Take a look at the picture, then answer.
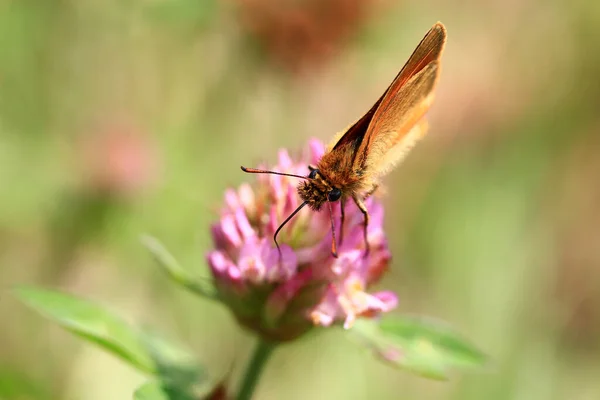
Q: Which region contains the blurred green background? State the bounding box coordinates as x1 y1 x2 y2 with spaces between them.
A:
2 0 600 399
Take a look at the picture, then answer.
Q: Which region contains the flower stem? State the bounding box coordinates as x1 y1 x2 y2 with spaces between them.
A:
237 340 276 400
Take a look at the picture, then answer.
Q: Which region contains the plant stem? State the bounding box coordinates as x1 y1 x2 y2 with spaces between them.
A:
237 339 276 400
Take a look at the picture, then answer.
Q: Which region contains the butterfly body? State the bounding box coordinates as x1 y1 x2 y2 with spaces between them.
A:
297 159 363 212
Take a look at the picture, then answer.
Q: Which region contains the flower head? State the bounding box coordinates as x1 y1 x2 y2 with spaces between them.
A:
207 139 395 341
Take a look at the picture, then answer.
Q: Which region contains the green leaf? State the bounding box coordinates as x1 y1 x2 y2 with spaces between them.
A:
134 382 170 400
15 286 217 396
15 286 155 373
351 315 487 380
135 333 225 399
134 379 223 400
133 381 199 400
140 235 218 300
139 330 207 390
380 316 488 369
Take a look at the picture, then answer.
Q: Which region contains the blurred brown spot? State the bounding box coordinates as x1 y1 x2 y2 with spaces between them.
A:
553 127 600 350
235 0 385 73
205 384 228 400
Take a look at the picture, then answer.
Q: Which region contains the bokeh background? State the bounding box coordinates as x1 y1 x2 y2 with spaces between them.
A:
2 0 600 399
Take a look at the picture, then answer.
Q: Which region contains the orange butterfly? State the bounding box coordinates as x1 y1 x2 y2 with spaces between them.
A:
242 22 447 257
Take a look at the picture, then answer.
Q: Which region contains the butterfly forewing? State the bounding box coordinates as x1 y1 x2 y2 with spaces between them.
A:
357 62 439 176
352 24 446 175
371 22 446 119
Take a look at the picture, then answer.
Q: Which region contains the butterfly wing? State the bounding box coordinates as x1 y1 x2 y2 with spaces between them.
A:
355 61 441 179
352 23 446 177
330 22 446 179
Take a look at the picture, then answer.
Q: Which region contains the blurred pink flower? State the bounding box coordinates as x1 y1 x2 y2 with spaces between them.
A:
207 139 395 341
80 123 156 197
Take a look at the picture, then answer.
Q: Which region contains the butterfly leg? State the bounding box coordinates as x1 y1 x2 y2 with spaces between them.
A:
365 184 379 198
339 198 346 245
352 195 370 257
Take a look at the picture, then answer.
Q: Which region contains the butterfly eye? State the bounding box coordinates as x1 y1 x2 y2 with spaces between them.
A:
308 169 318 179
328 188 342 202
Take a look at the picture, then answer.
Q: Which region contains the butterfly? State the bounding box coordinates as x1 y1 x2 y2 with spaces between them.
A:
242 22 447 257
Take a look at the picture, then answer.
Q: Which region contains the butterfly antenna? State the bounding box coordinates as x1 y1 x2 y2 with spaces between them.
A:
241 166 309 180
327 201 339 258
273 201 309 261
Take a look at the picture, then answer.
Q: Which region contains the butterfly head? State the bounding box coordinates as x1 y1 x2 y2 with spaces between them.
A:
298 168 342 211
